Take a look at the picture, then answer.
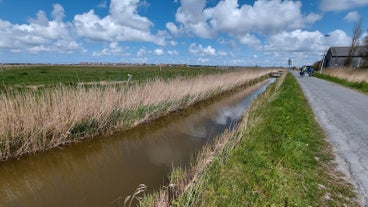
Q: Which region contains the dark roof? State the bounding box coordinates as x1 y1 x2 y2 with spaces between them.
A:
329 46 366 57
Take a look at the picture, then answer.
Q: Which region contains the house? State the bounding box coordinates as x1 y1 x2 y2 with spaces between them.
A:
323 46 366 68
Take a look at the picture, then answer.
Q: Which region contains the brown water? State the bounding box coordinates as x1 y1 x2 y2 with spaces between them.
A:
0 79 274 207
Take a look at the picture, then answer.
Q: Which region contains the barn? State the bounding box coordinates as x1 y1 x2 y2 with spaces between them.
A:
323 46 366 68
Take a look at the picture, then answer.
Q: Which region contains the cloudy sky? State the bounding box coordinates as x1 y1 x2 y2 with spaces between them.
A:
0 0 367 66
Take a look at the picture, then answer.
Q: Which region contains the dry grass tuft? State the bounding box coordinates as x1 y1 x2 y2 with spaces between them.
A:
0 69 271 160
323 68 368 83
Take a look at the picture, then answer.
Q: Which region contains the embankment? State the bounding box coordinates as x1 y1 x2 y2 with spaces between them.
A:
141 72 359 206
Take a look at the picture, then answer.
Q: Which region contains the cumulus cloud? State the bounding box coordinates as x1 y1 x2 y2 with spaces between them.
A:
189 43 216 56
174 0 216 38
237 33 262 49
137 48 146 57
74 0 166 45
320 0 368 11
154 48 164 56
98 0 107 8
92 42 127 56
52 3 65 21
206 0 320 35
264 30 324 54
166 22 184 36
172 0 320 39
169 40 178 46
325 30 351 47
263 29 352 65
197 58 210 63
0 4 82 53
344 11 361 22
168 50 179 56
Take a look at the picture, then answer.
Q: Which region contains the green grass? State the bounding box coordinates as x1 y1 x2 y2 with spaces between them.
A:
314 73 368 94
0 65 220 91
172 73 358 206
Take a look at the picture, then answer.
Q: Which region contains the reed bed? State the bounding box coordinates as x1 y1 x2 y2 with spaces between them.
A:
322 68 368 83
0 69 271 161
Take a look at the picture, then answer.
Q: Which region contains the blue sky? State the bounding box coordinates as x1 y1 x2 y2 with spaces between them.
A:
0 0 367 67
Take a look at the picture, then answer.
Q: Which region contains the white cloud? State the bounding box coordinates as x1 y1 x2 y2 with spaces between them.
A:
51 4 65 21
174 0 216 38
189 43 216 56
0 4 82 53
173 0 320 39
237 33 262 49
325 30 351 47
320 0 368 11
264 29 351 55
74 0 166 45
344 11 361 22
137 48 146 57
218 51 227 56
92 42 127 56
263 29 352 66
197 58 210 63
264 30 324 54
166 22 184 37
168 50 179 56
207 0 320 35
154 48 164 56
169 40 178 46
98 0 107 8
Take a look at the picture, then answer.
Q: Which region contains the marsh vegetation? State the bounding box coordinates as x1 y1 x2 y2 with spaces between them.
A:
0 66 271 160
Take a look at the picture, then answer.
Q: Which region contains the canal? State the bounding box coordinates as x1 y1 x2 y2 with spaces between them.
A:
0 78 275 207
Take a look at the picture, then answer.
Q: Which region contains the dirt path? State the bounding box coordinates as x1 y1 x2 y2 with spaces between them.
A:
292 71 368 206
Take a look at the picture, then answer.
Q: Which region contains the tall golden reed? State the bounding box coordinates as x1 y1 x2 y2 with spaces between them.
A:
0 69 271 160
323 68 368 83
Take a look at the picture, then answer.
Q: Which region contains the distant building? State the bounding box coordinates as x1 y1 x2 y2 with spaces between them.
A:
323 46 366 68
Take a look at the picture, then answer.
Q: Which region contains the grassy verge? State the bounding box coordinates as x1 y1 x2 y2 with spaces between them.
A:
144 73 359 206
315 69 368 94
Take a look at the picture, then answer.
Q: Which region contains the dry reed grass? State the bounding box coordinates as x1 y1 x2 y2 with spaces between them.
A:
323 68 368 83
0 69 271 160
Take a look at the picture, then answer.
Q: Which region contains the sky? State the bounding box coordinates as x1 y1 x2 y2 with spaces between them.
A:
0 0 367 67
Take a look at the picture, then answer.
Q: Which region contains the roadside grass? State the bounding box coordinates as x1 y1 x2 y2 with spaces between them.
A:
315 68 368 93
145 72 358 206
0 65 220 92
0 69 271 161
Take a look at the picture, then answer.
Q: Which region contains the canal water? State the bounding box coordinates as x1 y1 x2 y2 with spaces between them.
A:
0 79 275 207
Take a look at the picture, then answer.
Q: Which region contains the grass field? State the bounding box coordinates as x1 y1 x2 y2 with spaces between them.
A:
141 72 358 206
0 65 220 91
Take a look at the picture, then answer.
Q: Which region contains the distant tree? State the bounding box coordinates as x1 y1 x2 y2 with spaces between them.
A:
312 60 321 70
363 33 368 68
345 19 363 67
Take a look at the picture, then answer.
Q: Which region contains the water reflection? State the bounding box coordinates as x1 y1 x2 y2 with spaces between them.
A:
0 79 274 207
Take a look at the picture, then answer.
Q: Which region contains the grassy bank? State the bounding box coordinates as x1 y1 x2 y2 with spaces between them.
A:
0 65 220 92
315 68 368 93
0 69 271 161
143 72 358 206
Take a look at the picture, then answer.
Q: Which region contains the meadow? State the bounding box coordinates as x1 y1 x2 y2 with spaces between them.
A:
0 66 271 160
0 65 219 92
